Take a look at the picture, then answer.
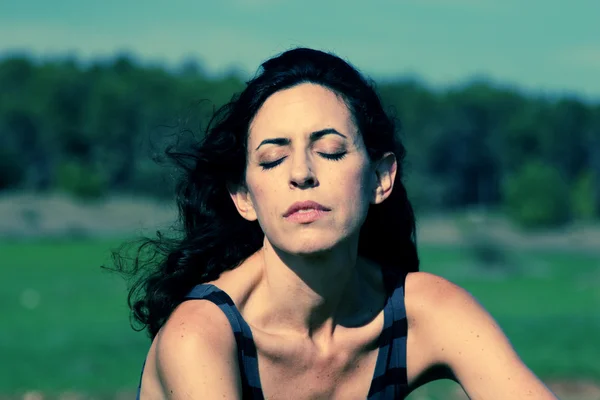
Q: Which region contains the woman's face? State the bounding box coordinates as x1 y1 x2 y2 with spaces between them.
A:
232 83 380 255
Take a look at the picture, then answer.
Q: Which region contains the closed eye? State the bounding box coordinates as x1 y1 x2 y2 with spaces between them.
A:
260 157 286 170
259 152 347 171
319 152 347 161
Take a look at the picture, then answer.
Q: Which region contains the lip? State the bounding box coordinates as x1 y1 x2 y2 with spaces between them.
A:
283 200 330 217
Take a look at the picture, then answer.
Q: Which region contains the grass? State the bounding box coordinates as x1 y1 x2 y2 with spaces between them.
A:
0 239 148 393
421 246 600 379
1 239 599 397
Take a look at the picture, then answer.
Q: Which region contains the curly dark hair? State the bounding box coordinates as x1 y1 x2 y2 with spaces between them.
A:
110 47 419 339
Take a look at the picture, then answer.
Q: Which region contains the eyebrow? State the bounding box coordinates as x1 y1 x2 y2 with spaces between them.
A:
254 128 347 151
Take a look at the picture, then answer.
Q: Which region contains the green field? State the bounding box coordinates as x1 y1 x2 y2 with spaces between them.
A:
1 239 599 399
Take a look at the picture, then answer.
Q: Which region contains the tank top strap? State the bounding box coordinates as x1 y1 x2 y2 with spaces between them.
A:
184 284 265 399
388 272 409 394
135 285 265 399
367 271 409 399
388 272 408 373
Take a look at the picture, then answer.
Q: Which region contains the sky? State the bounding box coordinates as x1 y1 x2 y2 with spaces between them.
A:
1 0 600 101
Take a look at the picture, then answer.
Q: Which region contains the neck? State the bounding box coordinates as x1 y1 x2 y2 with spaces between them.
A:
250 236 382 342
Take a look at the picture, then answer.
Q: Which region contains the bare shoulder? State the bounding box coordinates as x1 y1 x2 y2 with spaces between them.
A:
156 299 237 359
404 271 503 330
403 271 473 329
149 299 242 399
403 271 472 361
404 272 557 399
404 271 464 300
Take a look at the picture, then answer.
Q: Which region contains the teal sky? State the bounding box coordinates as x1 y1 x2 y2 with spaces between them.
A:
2 0 599 100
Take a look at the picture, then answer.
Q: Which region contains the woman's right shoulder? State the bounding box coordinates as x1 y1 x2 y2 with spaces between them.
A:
157 298 236 350
151 298 242 398
152 251 261 369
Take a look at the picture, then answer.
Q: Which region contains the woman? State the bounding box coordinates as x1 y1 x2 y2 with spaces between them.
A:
120 47 558 399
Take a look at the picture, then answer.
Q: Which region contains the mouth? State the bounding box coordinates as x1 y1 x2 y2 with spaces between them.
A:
283 200 331 217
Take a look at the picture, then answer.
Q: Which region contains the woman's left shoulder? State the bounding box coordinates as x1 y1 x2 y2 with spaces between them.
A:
402 274 558 398
403 272 559 398
404 271 469 306
403 271 488 330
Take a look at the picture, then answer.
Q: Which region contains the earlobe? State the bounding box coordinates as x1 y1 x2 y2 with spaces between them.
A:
371 152 397 205
228 184 258 221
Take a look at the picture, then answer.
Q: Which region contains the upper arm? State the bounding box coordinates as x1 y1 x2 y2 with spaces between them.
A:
153 300 242 400
407 272 558 400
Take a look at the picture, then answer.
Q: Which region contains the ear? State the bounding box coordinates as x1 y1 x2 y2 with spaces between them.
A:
371 152 397 205
227 183 258 221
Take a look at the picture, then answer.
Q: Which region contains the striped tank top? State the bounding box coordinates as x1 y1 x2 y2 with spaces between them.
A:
136 272 409 399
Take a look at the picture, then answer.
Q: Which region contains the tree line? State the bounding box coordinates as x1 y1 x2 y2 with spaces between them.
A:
1 55 598 228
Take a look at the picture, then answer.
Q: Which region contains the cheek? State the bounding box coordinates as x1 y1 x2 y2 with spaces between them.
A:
333 164 373 216
247 176 278 217
339 161 372 196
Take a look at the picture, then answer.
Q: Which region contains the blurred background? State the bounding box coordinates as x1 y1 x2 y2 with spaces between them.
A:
1 1 599 399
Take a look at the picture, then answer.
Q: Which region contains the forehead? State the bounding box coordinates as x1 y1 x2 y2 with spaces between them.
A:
248 83 356 143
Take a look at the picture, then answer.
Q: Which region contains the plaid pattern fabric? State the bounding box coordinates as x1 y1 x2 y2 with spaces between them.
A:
136 275 409 399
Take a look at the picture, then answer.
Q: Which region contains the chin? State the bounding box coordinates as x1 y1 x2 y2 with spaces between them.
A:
271 230 351 257
289 244 335 257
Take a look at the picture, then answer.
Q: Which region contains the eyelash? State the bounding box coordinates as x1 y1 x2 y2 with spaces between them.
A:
260 152 347 170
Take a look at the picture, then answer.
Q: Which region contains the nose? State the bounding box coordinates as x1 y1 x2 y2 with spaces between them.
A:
289 152 318 189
